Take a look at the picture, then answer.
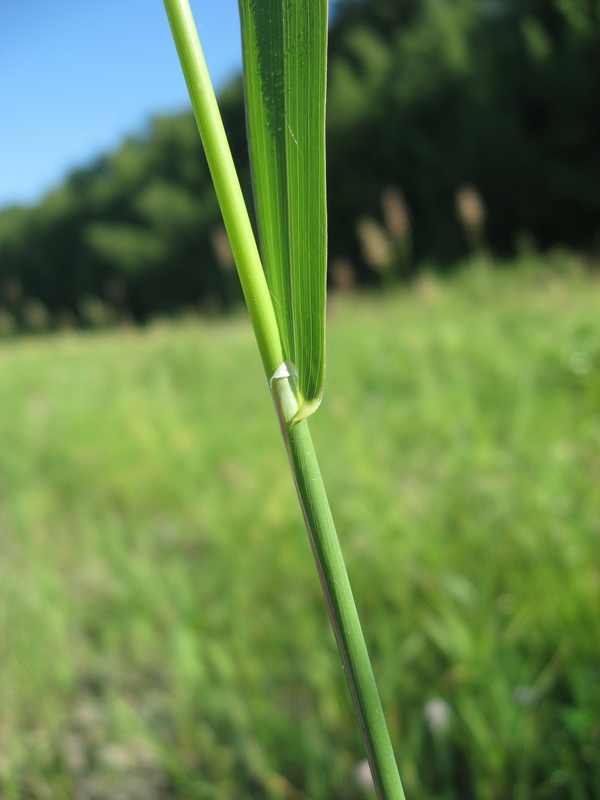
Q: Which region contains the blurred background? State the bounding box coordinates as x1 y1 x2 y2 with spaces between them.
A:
1 1 599 799
1 0 599 323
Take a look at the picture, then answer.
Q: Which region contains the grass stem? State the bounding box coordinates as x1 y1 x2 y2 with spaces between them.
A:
277 412 406 800
163 2 405 796
162 0 284 380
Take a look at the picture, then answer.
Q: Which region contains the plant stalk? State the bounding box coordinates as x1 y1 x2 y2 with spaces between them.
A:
276 411 406 800
162 0 284 380
163 1 405 797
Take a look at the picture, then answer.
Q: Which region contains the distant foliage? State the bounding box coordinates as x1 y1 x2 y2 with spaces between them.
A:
1 0 599 324
327 0 600 278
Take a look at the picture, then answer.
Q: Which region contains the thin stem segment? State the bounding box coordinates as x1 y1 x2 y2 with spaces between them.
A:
274 411 406 800
163 0 284 380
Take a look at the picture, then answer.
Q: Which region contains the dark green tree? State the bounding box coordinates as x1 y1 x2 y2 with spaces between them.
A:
1 0 599 322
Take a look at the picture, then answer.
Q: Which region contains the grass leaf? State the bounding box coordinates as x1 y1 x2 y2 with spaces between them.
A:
239 0 328 420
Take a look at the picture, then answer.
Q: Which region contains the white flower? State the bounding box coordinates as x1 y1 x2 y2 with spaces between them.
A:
424 698 451 734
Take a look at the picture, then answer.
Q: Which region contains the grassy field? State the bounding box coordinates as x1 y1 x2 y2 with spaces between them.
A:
0 256 599 799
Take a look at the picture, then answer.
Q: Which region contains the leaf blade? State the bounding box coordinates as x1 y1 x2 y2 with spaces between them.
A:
239 0 328 418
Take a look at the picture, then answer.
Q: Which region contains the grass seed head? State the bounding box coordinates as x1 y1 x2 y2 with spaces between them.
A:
456 185 486 248
382 187 411 244
210 226 235 272
330 257 356 291
357 217 392 272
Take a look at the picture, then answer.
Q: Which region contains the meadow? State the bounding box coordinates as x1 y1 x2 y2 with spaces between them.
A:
0 256 599 799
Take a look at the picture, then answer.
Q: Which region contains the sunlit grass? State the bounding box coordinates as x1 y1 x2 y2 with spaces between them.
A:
1 259 599 798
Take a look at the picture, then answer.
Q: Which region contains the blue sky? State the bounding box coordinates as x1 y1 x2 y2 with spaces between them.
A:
0 1 245 209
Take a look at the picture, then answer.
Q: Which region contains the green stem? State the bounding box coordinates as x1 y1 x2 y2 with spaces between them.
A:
163 2 405 797
283 418 406 800
162 0 284 380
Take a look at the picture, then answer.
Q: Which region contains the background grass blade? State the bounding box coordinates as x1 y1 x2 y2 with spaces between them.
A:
239 0 328 419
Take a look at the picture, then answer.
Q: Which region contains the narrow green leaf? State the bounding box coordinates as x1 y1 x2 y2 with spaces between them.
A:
239 0 328 420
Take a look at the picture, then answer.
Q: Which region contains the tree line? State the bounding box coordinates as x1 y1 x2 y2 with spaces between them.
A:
1 0 598 329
